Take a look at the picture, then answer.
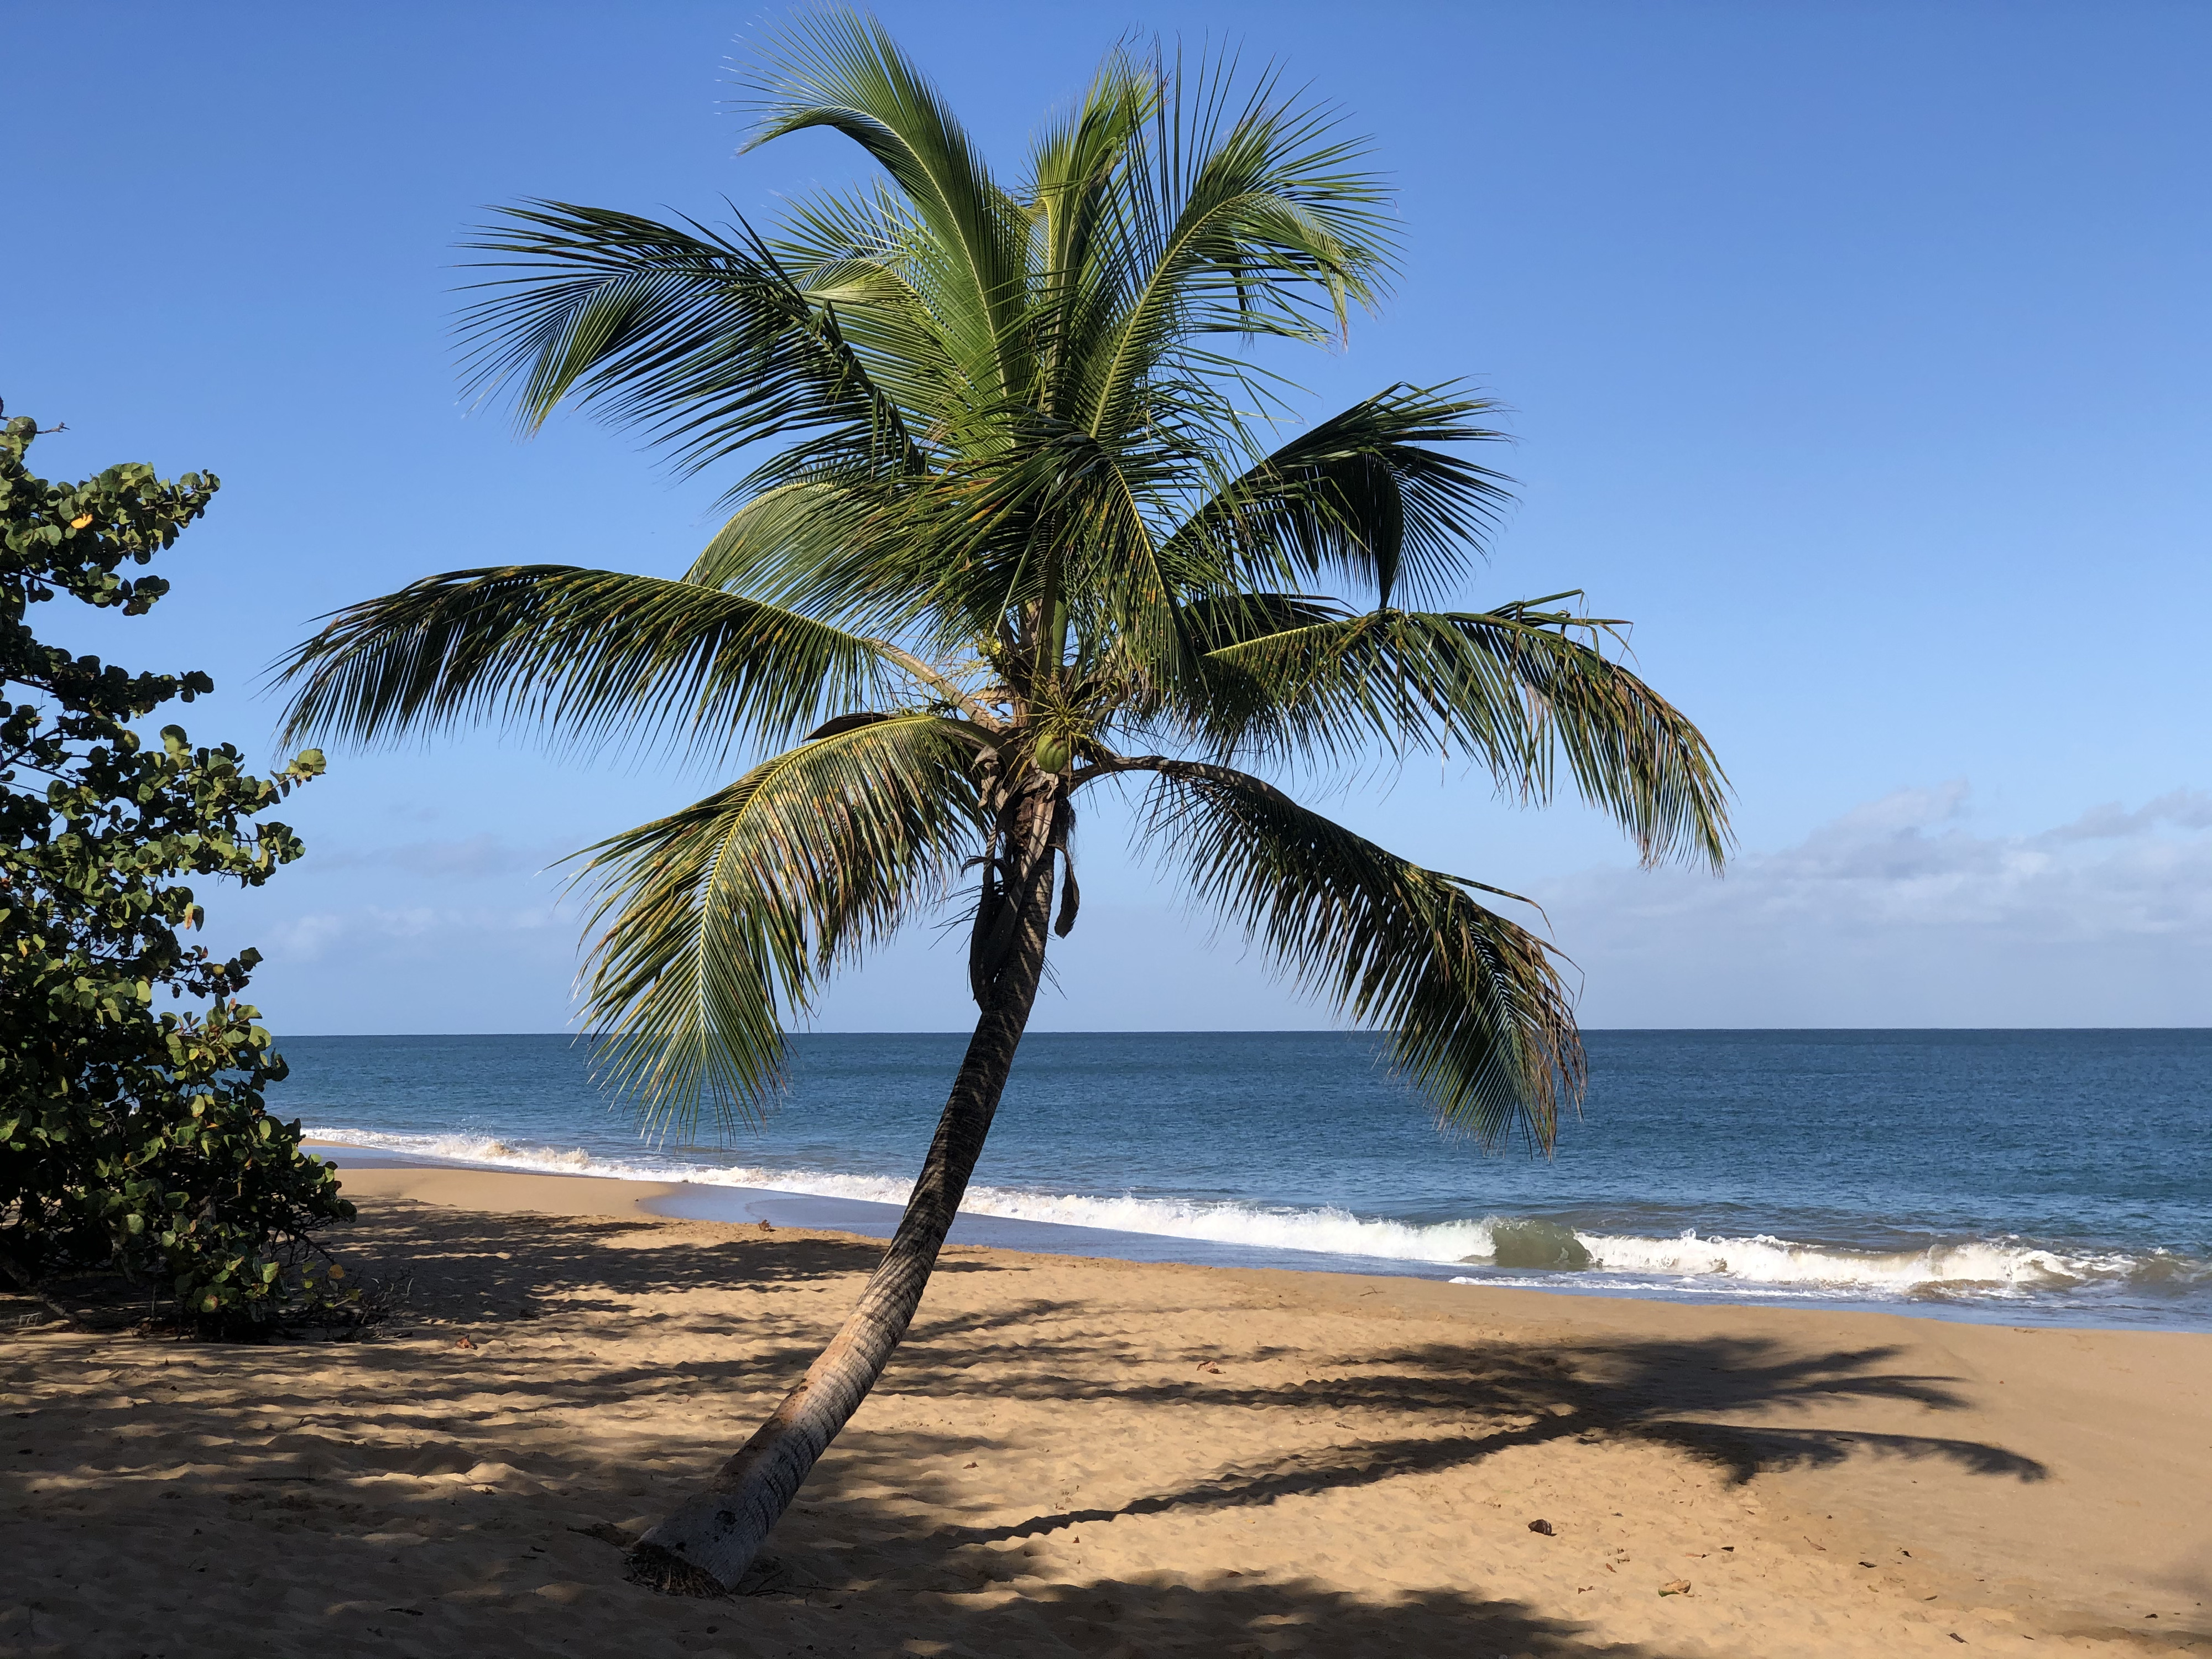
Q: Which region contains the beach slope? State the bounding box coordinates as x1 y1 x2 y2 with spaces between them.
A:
3 1165 2206 1658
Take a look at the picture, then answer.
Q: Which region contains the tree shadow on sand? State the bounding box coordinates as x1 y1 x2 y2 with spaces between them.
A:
893 1331 2045 1547
334 1202 914 1322
314 1206 2049 1541
882 1575 1687 1658
1 1207 2096 1659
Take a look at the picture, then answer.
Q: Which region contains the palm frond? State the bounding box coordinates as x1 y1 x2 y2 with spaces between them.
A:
1077 49 1397 445
457 201 919 479
1179 590 1347 649
576 713 988 1135
1200 603 1733 868
770 184 986 431
1023 54 1155 419
272 566 906 759
682 481 880 599
1134 759 1582 1146
740 9 1032 400
1164 384 1513 607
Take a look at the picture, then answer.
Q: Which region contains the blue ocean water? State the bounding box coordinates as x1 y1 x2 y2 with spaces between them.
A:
280 1030 2212 1329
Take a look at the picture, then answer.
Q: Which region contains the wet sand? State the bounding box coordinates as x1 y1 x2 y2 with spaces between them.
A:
3 1162 2206 1657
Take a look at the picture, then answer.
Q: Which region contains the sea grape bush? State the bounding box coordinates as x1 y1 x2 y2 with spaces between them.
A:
0 410 351 1332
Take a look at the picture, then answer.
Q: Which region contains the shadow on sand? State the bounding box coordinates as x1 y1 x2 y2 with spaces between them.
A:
899 1329 2046 1548
0 1199 2103 1659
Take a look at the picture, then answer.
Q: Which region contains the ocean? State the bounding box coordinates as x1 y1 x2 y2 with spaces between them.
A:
281 1029 2212 1331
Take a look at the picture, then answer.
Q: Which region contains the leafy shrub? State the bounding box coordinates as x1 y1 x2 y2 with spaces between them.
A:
0 409 351 1333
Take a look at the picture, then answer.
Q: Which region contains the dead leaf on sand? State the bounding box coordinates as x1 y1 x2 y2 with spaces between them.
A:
1658 1580 1692 1597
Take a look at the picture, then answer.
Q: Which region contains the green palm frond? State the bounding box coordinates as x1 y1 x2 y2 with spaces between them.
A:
1023 55 1155 416
740 9 1032 401
1165 384 1514 607
457 201 920 481
1200 603 1733 868
681 480 890 603
576 713 988 1134
273 566 905 758
773 187 977 431
1074 51 1395 447
905 419 1199 665
1134 758 1583 1147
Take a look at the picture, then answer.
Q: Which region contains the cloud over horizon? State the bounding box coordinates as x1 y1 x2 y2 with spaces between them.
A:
1544 784 2212 1027
218 784 2210 1034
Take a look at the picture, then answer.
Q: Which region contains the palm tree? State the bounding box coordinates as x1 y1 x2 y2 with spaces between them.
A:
276 13 1728 1593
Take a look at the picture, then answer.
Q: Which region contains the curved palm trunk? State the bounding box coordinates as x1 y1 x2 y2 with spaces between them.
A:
627 786 1061 1595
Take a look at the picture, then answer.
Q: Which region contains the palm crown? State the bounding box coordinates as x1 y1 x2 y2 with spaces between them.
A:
278 17 1726 1149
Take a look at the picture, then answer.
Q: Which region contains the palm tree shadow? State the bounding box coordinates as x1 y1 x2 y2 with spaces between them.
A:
328 1202 945 1323
747 1556 1693 1657
138 1206 2052 1546
906 1332 2047 1545
0 1211 2089 1659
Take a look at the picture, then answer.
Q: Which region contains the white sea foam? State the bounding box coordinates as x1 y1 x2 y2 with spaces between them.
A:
312 1125 2177 1300
1553 1230 2131 1294
312 1125 1499 1260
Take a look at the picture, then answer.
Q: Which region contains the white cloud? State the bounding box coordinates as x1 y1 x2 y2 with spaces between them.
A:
263 902 571 964
2045 788 2212 843
306 835 564 880
1542 784 2212 1025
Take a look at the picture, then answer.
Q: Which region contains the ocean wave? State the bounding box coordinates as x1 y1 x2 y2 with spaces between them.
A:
311 1125 2201 1299
1541 1231 2146 1296
311 1125 1498 1260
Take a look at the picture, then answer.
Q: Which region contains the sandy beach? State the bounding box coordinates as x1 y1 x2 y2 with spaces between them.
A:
5 1162 2206 1658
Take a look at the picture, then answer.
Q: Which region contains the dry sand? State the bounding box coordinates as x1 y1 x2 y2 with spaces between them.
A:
4 1161 2207 1658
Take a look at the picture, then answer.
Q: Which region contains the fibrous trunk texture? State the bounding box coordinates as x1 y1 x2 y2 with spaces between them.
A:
627 785 1061 1594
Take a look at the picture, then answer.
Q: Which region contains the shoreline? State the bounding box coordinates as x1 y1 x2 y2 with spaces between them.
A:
8 1159 2209 1655
310 1142 2211 1334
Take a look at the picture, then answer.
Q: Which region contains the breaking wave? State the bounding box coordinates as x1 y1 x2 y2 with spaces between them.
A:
311 1125 2204 1304
1484 1230 2159 1297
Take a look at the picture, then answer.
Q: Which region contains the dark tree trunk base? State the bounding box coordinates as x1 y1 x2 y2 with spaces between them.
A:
625 1546 798 1598
625 1546 734 1597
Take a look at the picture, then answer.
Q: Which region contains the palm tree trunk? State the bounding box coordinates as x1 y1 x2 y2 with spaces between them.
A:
626 786 1061 1595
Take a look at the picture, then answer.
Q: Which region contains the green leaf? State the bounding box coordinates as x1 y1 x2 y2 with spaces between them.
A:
0 421 345 1330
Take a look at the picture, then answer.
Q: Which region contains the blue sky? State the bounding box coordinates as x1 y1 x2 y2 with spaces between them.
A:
6 1 2206 1031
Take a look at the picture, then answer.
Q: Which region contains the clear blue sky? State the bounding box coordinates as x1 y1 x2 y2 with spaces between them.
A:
6 1 2206 1031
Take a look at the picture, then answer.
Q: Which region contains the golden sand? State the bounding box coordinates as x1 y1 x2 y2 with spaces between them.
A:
4 1162 2206 1657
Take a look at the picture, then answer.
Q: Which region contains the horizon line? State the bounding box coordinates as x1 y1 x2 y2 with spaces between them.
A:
270 1026 2212 1038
